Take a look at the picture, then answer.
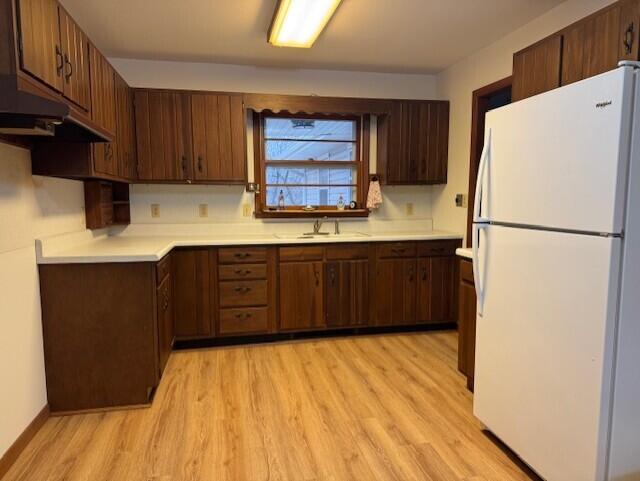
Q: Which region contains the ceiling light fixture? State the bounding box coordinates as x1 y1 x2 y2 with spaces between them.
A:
268 0 342 48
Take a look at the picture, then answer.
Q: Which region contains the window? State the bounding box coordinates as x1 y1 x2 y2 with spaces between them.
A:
254 113 369 217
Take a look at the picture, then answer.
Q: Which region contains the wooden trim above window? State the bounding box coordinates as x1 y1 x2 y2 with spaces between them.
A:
244 93 391 116
253 112 371 219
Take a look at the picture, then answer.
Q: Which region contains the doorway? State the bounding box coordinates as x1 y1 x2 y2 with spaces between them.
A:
466 77 512 246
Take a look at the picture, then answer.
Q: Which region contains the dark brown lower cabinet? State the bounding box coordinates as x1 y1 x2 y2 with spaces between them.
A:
38 257 171 413
157 271 174 376
416 256 456 324
373 258 417 326
457 258 477 391
172 248 213 339
325 260 369 327
279 260 325 331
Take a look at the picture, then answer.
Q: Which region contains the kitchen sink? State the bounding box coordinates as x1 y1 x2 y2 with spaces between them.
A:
273 232 370 240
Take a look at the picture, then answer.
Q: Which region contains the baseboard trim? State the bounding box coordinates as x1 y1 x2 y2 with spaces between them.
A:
0 404 49 479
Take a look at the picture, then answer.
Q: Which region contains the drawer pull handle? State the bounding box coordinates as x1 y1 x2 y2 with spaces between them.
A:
391 248 406 254
422 269 428 281
234 286 251 294
235 313 252 320
234 269 251 276
624 22 635 55
234 253 251 259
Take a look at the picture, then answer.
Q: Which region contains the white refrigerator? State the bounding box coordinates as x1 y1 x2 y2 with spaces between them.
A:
472 63 640 481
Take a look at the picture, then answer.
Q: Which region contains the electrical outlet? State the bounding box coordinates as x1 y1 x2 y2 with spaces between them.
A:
198 204 209 218
455 194 468 208
242 203 252 217
405 202 414 216
150 204 160 218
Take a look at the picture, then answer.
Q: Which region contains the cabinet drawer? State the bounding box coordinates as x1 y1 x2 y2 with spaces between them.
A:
326 243 369 260
219 280 268 307
218 263 267 281
219 308 269 335
218 247 267 264
417 240 460 257
156 254 171 284
459 258 474 285
279 246 324 262
377 242 416 258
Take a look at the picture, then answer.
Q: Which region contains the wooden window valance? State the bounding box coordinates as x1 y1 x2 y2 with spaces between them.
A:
243 93 392 116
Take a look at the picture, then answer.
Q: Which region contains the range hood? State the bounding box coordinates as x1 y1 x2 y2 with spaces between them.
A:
0 76 108 142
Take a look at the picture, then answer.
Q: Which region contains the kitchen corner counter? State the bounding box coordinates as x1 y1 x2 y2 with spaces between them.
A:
456 247 472 260
36 230 463 264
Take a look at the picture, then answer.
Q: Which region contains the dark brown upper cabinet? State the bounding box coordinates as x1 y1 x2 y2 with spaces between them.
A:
135 89 247 184
377 100 449 185
514 0 640 102
89 44 116 137
115 73 137 180
58 6 91 111
191 93 246 183
5 0 108 140
512 35 563 101
16 0 64 93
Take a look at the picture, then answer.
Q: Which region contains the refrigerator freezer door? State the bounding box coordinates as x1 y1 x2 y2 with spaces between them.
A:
477 67 634 234
473 225 621 481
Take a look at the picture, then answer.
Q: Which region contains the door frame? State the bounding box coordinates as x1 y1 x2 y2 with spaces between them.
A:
466 76 512 246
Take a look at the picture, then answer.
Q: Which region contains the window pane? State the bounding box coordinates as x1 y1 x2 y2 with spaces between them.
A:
266 186 356 207
265 118 356 141
266 166 355 185
265 140 355 161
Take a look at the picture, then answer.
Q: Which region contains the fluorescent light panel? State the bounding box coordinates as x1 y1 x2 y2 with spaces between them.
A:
268 0 342 48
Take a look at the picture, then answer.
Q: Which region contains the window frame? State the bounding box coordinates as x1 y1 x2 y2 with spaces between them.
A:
253 111 370 218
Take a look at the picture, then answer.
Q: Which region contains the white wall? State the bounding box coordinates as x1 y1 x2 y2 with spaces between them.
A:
112 58 440 227
0 143 86 457
433 0 617 244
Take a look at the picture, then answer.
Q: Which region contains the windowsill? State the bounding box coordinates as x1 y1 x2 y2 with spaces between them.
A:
255 209 370 219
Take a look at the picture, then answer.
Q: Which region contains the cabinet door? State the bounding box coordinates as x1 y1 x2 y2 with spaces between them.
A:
89 45 116 136
175 93 194 181
419 101 449 184
561 23 586 86
279 261 324 331
173 249 212 339
115 75 137 180
416 256 455 324
192 93 246 182
512 35 562 101
135 90 180 180
157 274 173 376
378 100 405 184
325 260 369 328
584 5 622 79
92 142 118 176
619 0 640 62
58 7 90 110
17 0 63 92
373 258 416 326
458 278 477 391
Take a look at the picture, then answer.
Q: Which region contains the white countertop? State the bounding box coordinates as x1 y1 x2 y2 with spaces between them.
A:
456 247 472 259
36 229 463 264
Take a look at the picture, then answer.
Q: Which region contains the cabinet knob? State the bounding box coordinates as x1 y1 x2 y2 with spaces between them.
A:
55 46 64 76
63 54 73 81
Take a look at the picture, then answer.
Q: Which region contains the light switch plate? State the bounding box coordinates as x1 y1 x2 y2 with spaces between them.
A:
455 194 468 208
199 204 209 218
150 204 160 218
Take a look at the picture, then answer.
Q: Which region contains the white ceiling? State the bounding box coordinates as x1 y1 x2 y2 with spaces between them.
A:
60 0 565 74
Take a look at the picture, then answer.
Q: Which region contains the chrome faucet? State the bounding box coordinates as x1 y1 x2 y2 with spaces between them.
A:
313 216 330 235
334 219 340 235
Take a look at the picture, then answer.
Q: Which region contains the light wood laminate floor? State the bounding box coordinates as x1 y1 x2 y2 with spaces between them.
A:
3 331 538 481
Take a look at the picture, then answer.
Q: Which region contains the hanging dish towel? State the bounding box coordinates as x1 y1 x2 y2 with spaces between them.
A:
366 179 383 209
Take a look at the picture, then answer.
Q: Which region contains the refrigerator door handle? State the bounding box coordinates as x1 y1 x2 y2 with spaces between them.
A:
472 222 488 316
473 128 492 223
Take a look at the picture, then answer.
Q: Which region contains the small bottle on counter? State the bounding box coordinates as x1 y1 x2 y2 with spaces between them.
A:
337 194 345 210
277 190 285 210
